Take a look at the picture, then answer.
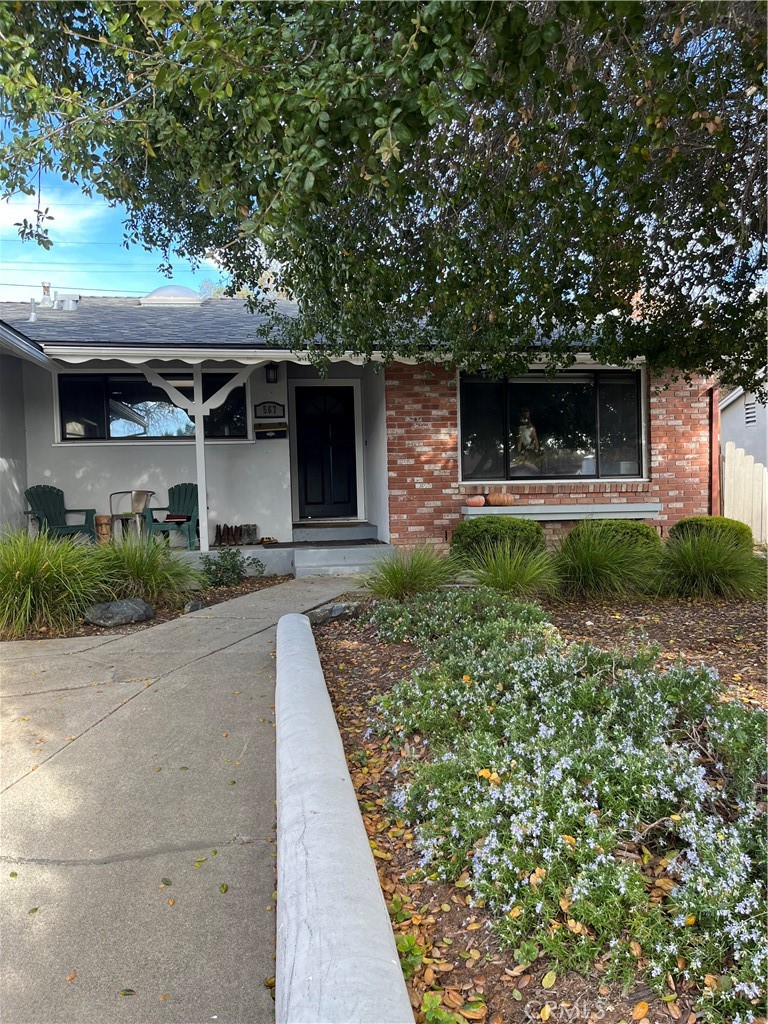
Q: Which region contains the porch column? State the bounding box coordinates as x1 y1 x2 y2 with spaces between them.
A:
193 364 210 552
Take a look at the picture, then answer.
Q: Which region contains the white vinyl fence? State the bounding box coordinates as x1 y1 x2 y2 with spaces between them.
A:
722 440 768 545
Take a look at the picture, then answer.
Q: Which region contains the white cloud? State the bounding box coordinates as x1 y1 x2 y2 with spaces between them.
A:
0 193 114 239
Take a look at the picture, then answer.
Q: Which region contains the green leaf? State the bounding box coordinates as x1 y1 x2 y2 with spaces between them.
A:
522 31 541 56
9 871 17 878
303 170 315 192
541 970 557 989
28 907 38 915
119 989 136 997
219 883 229 894
161 878 172 886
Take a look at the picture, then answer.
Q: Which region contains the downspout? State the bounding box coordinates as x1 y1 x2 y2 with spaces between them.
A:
710 385 721 516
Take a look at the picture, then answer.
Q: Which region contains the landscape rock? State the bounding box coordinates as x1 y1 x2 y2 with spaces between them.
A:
84 599 155 627
306 600 365 626
183 599 205 614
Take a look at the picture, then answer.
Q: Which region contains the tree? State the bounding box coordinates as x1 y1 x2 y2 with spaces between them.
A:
1 1 765 391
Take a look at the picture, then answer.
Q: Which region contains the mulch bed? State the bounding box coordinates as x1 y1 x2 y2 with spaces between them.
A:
314 596 766 1024
2 574 292 642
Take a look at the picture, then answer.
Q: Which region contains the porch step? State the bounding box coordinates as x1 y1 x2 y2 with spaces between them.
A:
294 543 393 578
292 521 379 543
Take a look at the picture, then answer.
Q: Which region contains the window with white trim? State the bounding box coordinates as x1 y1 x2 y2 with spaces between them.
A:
58 373 247 440
460 371 643 480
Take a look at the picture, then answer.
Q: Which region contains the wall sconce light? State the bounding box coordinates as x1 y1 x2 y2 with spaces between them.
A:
264 362 279 384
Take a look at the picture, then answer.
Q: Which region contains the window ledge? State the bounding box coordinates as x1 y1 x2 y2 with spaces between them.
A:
460 502 662 521
53 438 253 446
459 479 651 493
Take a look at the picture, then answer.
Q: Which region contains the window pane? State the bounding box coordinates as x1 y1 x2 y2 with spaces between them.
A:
507 379 596 477
107 378 195 438
60 377 106 439
598 377 640 476
461 378 505 479
202 374 247 438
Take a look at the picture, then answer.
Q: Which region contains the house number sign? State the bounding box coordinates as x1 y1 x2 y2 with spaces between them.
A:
254 401 285 419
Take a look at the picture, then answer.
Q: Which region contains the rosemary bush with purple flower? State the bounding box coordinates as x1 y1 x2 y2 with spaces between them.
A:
370 590 767 1024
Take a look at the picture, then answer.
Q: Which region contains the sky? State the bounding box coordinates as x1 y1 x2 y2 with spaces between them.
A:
0 170 224 304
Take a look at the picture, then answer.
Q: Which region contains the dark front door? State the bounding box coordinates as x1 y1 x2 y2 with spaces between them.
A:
296 386 358 519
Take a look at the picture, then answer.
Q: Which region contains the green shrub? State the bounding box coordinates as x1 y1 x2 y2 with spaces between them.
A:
0 530 113 637
373 599 767 1023
659 531 766 599
199 548 265 587
364 545 458 601
99 535 203 607
668 515 754 551
555 519 659 598
567 518 662 554
450 516 546 558
465 539 560 598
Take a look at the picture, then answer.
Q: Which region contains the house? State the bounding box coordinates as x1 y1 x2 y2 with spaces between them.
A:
0 285 721 573
719 383 767 466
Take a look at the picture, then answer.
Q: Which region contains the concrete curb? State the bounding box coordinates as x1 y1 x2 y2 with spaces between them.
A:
276 613 415 1024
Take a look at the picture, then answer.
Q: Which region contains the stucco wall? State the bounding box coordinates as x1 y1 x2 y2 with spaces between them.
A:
20 360 389 544
0 353 30 530
385 364 716 546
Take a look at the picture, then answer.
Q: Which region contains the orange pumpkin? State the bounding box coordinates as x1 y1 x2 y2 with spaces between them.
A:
486 492 515 506
464 495 486 507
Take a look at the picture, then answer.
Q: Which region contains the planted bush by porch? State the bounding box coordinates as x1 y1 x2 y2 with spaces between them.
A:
364 545 458 601
0 531 112 638
668 515 754 551
198 548 265 588
464 539 560 599
369 590 767 1024
658 531 766 600
101 536 203 607
450 516 546 558
555 519 660 598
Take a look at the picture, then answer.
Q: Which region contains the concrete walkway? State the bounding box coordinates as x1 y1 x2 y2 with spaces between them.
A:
0 576 358 1024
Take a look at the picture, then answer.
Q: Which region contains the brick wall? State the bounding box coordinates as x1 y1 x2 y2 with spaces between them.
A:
384 363 716 547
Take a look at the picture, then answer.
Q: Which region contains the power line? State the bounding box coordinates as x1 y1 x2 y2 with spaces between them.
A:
0 281 148 294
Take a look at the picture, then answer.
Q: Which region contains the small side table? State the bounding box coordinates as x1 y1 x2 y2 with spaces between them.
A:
109 490 155 539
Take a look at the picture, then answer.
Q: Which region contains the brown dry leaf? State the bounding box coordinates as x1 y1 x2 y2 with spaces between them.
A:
423 967 435 986
435 962 455 973
444 991 465 1009
632 1001 650 1021
667 1003 681 1020
467 922 481 931
168 898 175 907
159 994 169 1002
459 1005 488 1021
630 940 643 958
506 964 528 977
489 1014 504 1024
65 971 77 983
704 974 719 990
517 974 531 990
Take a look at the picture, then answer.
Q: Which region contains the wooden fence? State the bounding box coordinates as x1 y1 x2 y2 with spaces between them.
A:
722 440 768 545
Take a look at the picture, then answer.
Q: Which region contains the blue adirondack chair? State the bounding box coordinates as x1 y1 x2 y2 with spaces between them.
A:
143 483 199 549
25 485 96 540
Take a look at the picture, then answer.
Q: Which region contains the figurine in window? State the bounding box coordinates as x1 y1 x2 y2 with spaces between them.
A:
516 408 540 453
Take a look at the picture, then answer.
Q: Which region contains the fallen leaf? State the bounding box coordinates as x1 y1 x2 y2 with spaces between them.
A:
66 971 77 983
632 1002 650 1021
517 974 531 990
264 977 275 989
541 970 557 990
630 940 643 958
168 898 175 906
119 989 136 997
161 878 172 886
9 872 17 879
467 922 481 931
423 966 435 985
541 1004 551 1021
159 994 169 1002
703 974 719 990
219 883 229 894
28 908 38 915
668 1003 681 1020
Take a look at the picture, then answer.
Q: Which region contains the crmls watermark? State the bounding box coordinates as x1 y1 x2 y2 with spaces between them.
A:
524 997 612 1022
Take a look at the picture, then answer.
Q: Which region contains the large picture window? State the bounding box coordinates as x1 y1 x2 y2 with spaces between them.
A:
59 373 247 440
460 372 642 480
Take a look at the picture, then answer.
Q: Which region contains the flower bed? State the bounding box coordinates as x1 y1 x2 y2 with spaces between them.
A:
316 591 767 1024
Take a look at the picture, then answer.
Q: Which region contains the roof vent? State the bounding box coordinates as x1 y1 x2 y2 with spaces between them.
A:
140 285 203 306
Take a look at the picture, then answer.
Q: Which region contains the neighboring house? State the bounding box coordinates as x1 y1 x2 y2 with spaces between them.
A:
719 384 767 466
0 285 721 569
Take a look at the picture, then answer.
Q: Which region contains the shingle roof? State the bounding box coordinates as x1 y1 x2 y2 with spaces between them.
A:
0 296 299 347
